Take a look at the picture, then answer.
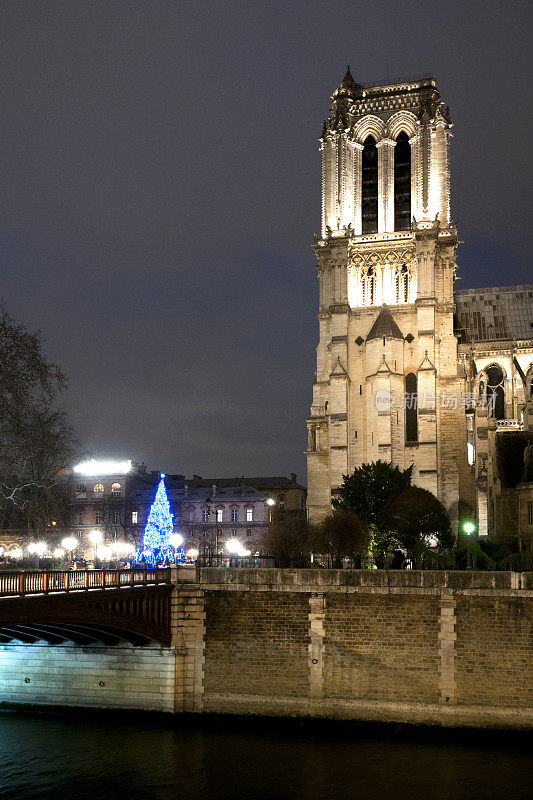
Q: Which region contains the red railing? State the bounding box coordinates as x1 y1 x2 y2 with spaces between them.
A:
0 568 172 598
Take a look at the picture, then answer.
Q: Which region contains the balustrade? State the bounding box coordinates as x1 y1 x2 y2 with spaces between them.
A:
0 568 172 598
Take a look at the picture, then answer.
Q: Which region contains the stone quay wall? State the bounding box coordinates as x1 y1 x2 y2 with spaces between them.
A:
174 568 532 729
0 568 531 728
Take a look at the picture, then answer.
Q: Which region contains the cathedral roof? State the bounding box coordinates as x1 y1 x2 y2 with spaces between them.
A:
454 285 533 342
366 307 404 342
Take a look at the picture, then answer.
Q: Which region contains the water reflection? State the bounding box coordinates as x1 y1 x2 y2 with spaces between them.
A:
0 711 530 800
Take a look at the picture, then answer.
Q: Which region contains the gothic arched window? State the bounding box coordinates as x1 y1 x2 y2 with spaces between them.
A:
395 263 409 304
486 366 505 420
405 373 418 442
394 131 411 231
362 267 376 306
362 136 378 234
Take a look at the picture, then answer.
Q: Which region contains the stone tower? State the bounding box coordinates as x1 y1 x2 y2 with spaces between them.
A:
306 69 472 525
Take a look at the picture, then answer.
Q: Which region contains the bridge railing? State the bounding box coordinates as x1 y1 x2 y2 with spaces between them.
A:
0 568 172 598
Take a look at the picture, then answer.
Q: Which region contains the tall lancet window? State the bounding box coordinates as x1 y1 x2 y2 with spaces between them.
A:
395 264 409 303
394 131 411 231
362 267 376 306
361 136 378 234
405 373 418 442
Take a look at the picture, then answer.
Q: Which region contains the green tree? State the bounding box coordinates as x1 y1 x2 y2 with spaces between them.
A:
311 508 370 568
377 486 453 565
333 460 413 524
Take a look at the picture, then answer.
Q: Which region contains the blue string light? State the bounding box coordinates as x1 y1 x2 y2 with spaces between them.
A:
135 473 184 566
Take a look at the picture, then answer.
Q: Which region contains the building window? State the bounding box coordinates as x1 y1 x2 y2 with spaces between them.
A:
246 508 253 522
188 509 194 522
76 513 82 525
362 267 376 306
405 373 418 442
246 528 252 537
216 509 223 523
93 483 104 494
95 512 102 525
76 484 86 493
361 135 378 234
112 512 120 525
394 131 411 231
528 502 533 527
486 365 505 420
395 264 410 304
77 530 83 538
111 482 121 496
277 494 285 511
132 511 138 524
231 509 237 522
203 510 209 523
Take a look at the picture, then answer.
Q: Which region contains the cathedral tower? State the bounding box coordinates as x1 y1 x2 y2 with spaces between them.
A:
306 69 471 525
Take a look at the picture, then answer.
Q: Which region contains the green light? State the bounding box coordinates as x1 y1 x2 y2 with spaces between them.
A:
463 522 475 535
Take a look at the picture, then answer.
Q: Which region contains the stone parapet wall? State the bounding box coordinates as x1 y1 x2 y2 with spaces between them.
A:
179 569 532 728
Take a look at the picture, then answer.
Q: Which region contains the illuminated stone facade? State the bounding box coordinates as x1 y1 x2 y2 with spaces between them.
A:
307 70 472 528
306 70 533 543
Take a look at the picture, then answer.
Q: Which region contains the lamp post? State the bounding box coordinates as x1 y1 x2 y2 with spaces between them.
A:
203 497 220 565
169 533 184 562
89 529 103 562
463 521 476 569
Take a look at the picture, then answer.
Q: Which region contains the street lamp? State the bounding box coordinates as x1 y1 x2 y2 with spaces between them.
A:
169 533 183 562
61 536 78 563
203 497 220 564
89 529 103 561
463 521 476 569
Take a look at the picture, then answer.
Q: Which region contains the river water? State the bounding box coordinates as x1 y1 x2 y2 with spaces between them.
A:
0 711 530 800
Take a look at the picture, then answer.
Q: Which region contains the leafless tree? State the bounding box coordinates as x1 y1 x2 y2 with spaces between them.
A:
0 303 80 537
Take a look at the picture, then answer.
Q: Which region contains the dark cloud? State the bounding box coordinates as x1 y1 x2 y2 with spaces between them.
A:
1 0 531 480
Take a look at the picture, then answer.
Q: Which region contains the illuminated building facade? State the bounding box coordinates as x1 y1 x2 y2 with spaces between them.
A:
306 69 533 545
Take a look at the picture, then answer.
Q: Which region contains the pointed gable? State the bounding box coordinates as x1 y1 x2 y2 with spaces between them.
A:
366 308 404 342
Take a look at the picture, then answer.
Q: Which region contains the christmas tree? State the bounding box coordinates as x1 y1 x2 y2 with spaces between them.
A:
135 473 175 565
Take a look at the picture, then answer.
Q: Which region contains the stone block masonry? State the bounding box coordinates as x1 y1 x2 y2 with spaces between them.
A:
0 568 531 729
190 569 532 729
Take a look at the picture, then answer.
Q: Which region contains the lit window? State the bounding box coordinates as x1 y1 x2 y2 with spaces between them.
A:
216 509 223 523
231 509 238 522
246 508 253 522
111 482 121 496
93 483 104 494
203 510 209 523
232 528 237 537
277 494 285 511
132 511 138 524
95 512 102 524
77 514 82 525
112 512 120 524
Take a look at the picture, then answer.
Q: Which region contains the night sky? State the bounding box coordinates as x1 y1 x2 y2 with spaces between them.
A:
1 1 531 482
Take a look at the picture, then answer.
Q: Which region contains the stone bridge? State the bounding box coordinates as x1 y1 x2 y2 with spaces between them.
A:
0 568 175 646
